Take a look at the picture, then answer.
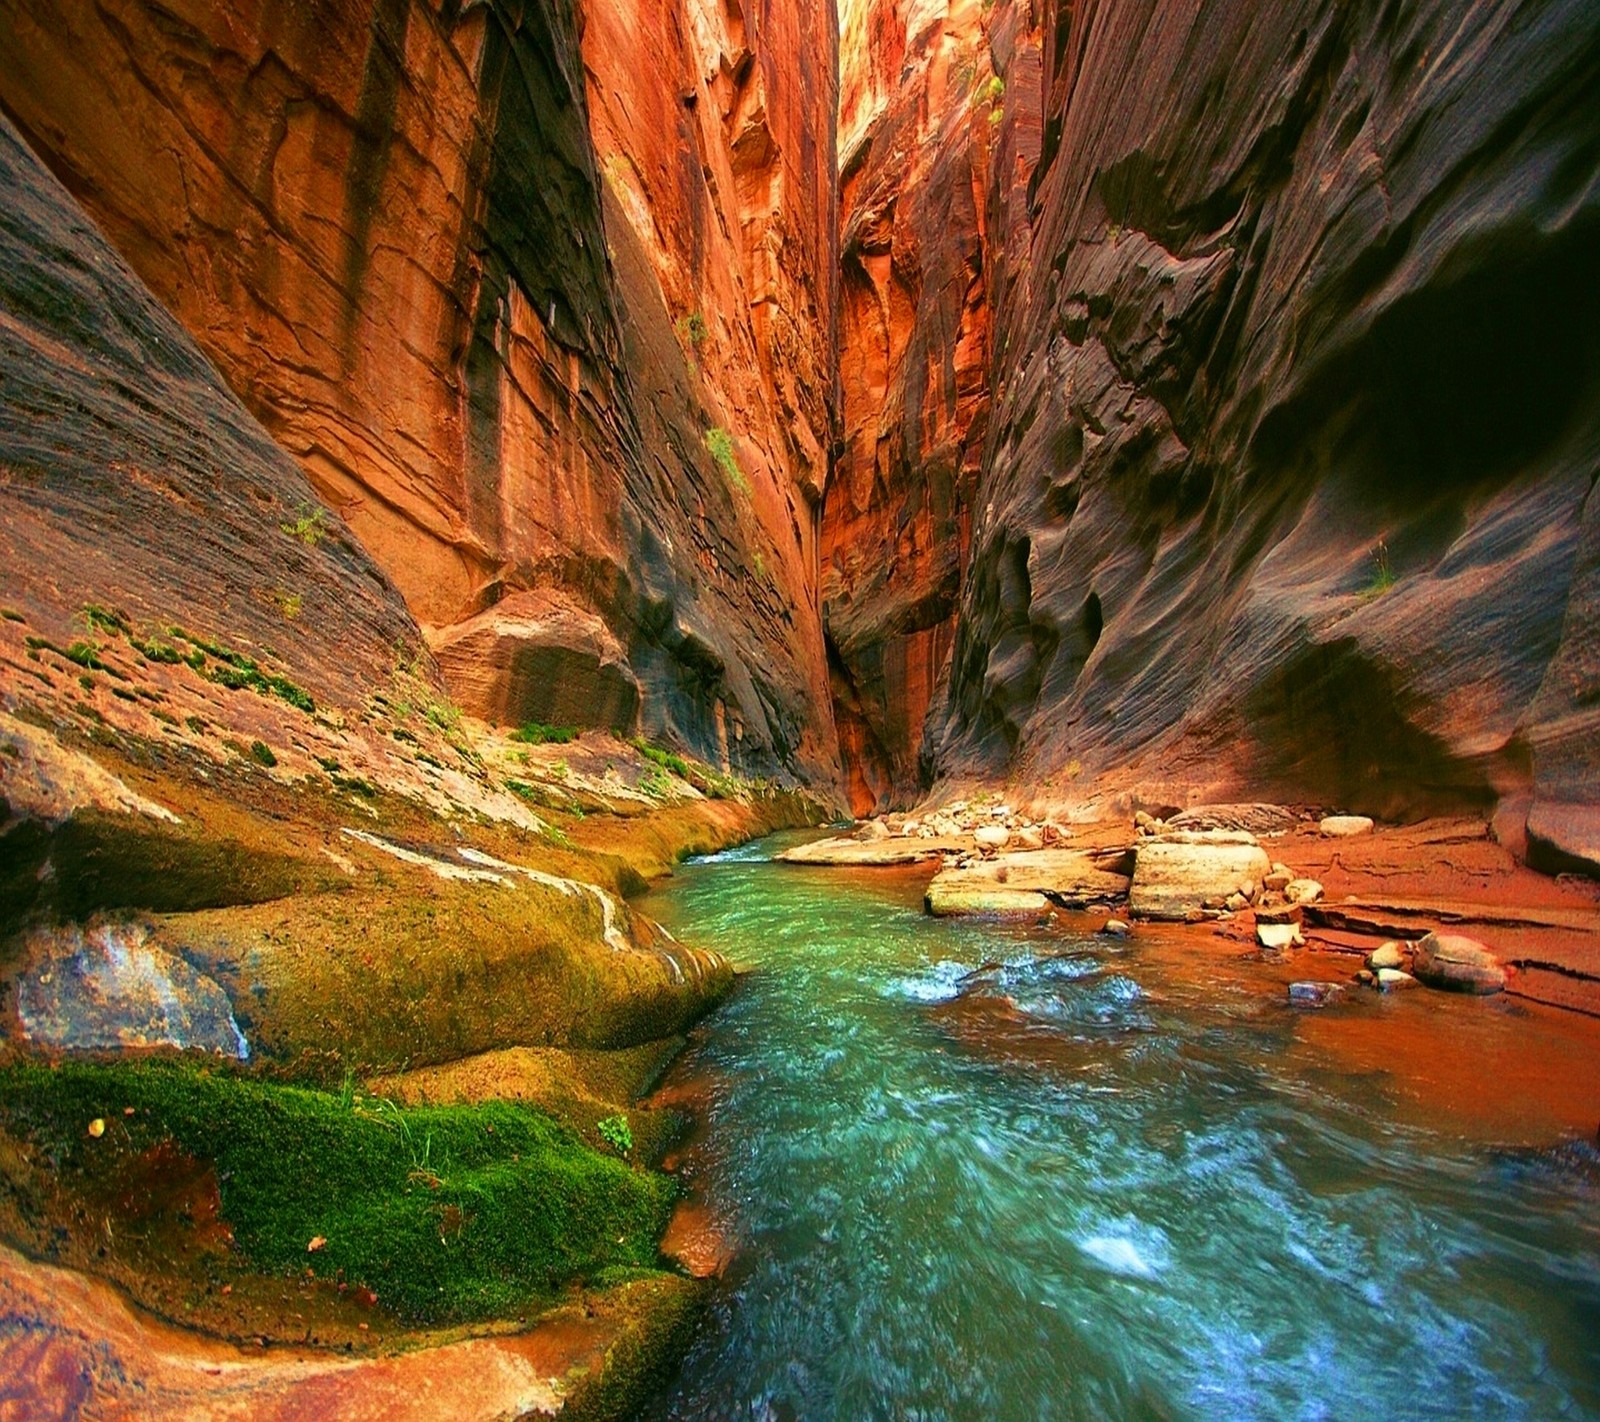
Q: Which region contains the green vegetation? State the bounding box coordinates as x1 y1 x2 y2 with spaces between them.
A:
280 504 328 548
248 740 278 767
424 698 462 732
80 604 130 637
1364 538 1397 598
704 427 751 495
985 75 1005 101
0 607 24 623
988 105 1005 126
675 312 709 347
598 1114 633 1157
130 635 183 664
64 640 106 670
632 738 689 780
0 1061 675 1326
512 722 578 746
167 629 315 713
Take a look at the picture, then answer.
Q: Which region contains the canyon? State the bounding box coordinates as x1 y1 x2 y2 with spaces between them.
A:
1 0 1598 1413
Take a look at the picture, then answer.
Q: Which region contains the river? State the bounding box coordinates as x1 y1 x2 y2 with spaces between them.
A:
640 835 1600 1420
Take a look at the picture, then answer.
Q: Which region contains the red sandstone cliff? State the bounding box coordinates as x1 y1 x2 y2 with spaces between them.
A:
826 0 993 813
0 0 843 788
835 0 1600 869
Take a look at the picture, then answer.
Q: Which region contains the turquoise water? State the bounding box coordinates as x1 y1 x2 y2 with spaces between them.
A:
641 837 1600 1421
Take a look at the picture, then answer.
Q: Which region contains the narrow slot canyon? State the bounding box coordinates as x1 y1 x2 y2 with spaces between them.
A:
0 0 1598 1415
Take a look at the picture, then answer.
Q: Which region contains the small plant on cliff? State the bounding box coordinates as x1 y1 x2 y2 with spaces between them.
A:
675 311 709 347
985 75 1005 102
512 721 578 746
1363 539 1397 599
280 504 328 548
248 740 278 767
597 1114 633 1157
704 426 751 496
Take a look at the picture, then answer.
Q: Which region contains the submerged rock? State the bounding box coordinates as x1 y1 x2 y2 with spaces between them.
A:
925 883 1050 917
1412 932 1507 995
13 920 248 1059
1288 981 1347 1008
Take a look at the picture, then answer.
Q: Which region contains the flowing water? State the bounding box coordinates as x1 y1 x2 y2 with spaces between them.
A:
641 836 1600 1421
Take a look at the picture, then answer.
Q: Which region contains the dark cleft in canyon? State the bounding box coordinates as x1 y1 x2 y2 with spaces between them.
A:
1 0 1598 1415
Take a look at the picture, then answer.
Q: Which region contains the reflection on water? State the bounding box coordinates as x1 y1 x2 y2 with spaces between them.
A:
642 840 1600 1421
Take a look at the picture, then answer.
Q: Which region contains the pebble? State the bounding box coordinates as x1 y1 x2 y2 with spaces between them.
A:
1100 919 1131 937
1376 967 1419 991
1284 878 1324 905
1263 870 1292 892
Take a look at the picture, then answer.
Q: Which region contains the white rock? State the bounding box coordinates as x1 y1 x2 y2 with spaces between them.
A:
1257 921 1305 950
973 825 1011 851
1012 826 1045 850
1320 815 1375 837
1284 878 1324 906
1100 919 1131 937
1367 942 1406 971
1376 967 1419 991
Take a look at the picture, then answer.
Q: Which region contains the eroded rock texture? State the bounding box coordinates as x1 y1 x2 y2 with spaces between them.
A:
0 112 423 713
850 0 1599 854
0 0 842 786
825 0 993 812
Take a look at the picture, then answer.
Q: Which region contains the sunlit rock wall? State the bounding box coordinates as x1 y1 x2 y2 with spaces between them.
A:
843 0 1600 860
826 0 994 813
0 0 843 787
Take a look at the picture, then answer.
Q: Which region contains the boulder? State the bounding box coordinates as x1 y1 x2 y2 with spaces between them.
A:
973 825 1012 851
1288 981 1346 1008
1263 870 1292 892
1411 932 1507 995
1284 879 1324 905
924 850 1131 913
856 819 892 842
1129 840 1271 920
1166 804 1300 836
1320 815 1375 837
1012 826 1045 851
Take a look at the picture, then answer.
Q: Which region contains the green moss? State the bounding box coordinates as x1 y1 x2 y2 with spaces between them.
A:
65 640 105 670
0 1061 676 1326
0 607 24 623
512 722 578 745
130 636 183 664
249 740 278 767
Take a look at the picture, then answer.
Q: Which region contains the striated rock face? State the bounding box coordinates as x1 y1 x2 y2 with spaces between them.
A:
825 0 994 813
0 112 423 714
837 0 1600 855
0 0 843 787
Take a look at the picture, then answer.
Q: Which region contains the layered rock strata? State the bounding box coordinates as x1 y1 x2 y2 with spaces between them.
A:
825 0 994 812
0 0 843 786
833 0 1600 866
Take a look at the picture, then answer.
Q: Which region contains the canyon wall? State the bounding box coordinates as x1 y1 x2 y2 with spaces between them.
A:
826 0 992 814
0 0 842 788
835 0 1600 866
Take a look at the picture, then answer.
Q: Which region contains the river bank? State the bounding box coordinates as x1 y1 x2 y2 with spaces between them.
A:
0 628 834 1420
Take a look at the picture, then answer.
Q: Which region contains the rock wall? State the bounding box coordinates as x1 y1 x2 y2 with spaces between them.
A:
0 110 422 714
825 0 993 814
0 0 843 788
839 0 1600 864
